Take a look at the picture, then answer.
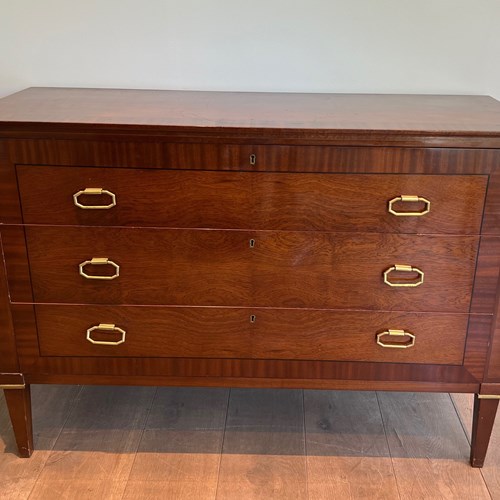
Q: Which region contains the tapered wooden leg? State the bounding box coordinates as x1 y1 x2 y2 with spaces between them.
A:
3 385 33 457
470 394 499 467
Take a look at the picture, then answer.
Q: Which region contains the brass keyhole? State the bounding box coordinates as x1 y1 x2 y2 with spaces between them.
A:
250 314 257 323
249 239 256 248
249 154 257 166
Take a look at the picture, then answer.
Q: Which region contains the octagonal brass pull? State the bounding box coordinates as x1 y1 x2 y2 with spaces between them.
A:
388 195 430 216
73 188 116 209
79 258 120 280
383 264 424 288
376 329 415 349
86 323 126 346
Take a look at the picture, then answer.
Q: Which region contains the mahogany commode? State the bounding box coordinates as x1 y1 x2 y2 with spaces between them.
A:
1 88 500 465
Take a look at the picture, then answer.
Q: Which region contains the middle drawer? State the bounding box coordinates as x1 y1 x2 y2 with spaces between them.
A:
25 227 478 312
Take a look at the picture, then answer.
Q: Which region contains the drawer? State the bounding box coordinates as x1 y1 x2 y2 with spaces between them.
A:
35 305 468 365
17 165 486 234
25 227 479 312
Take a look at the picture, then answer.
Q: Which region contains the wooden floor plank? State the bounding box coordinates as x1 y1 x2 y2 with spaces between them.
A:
124 387 229 500
28 385 155 499
451 393 474 440
0 385 81 500
453 393 500 499
2 387 500 499
378 392 490 500
304 390 400 499
216 388 307 500
124 480 213 500
27 479 127 500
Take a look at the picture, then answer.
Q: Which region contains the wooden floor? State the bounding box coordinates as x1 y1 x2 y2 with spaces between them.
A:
0 386 499 499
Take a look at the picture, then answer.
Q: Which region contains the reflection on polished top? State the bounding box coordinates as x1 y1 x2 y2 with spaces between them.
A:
0 88 499 144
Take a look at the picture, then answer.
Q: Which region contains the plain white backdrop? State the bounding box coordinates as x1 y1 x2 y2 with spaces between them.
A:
0 0 499 99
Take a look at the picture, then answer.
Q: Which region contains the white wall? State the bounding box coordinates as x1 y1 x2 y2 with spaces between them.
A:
1 0 499 99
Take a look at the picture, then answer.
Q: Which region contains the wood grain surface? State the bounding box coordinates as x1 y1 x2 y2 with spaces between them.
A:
17 166 486 234
378 392 491 499
0 88 497 132
1 88 500 464
453 392 500 498
0 385 81 499
304 391 399 499
34 304 469 365
125 387 228 499
3 387 33 458
465 232 500 382
10 303 480 393
4 386 499 500
0 232 19 374
462 314 493 382
305 390 400 499
0 143 23 225
483 172 500 235
0 226 33 303
471 395 500 467
216 388 307 499
1 88 500 148
4 140 500 174
25 227 479 312
27 385 155 499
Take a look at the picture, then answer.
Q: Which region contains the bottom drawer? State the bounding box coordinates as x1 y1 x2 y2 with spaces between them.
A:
35 305 468 365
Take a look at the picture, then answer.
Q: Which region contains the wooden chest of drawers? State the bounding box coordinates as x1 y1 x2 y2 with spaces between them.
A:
1 88 500 466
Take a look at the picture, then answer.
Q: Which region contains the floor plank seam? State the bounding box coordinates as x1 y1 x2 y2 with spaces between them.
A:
375 391 403 500
26 384 84 500
121 386 159 500
4 387 499 499
483 480 495 500
450 393 472 446
479 463 495 496
214 387 231 500
450 393 498 499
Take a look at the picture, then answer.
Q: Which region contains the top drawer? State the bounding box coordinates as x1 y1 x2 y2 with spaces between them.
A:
16 165 487 233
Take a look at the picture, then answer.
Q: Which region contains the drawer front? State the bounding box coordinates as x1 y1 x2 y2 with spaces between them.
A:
35 305 468 365
17 165 486 234
26 227 478 312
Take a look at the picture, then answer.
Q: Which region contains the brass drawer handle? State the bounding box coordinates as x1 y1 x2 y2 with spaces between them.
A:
79 258 120 280
377 329 415 349
383 264 424 288
73 188 116 209
388 195 430 216
86 323 126 345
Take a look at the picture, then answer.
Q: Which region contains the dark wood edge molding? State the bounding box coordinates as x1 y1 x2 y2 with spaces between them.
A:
480 383 500 396
0 372 25 388
0 232 21 374
1 124 500 149
24 373 479 393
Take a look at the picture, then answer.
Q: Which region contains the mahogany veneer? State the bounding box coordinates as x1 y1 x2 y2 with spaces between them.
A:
26 227 478 311
17 166 486 233
1 88 500 467
35 305 468 364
